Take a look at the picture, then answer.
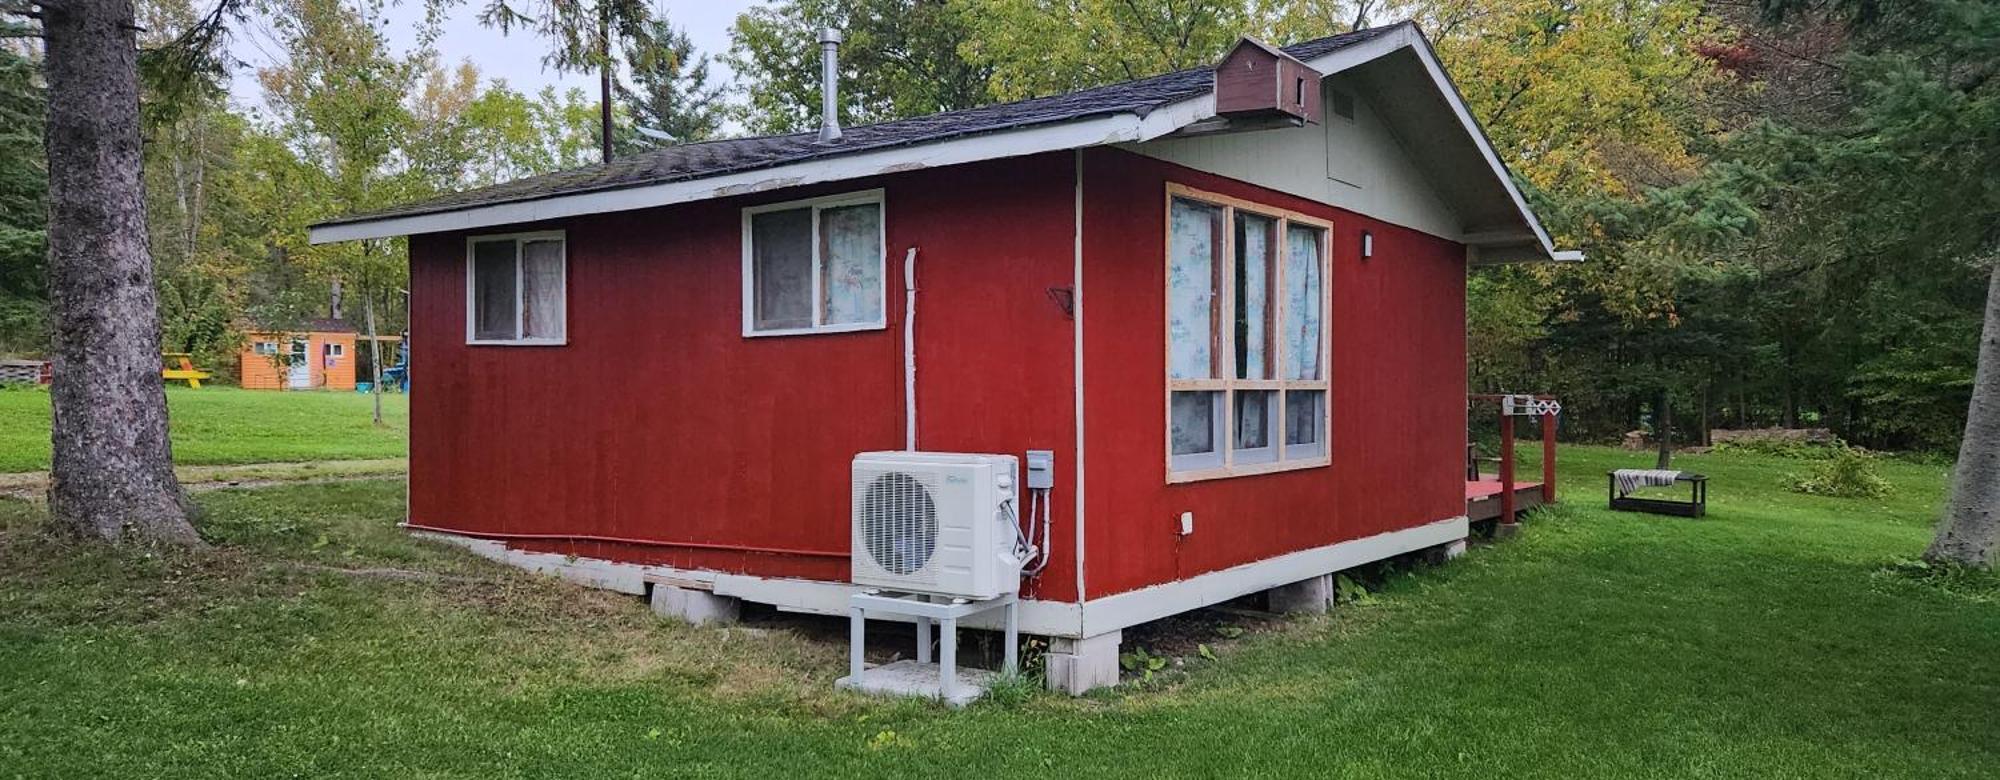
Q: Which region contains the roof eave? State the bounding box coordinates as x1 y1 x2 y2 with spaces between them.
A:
308 113 1149 244
311 22 1572 260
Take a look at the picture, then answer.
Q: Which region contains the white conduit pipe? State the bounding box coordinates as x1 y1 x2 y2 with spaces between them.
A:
903 246 919 451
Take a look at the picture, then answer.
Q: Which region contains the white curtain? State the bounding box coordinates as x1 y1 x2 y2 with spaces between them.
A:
520 240 565 340
1283 225 1324 380
819 203 883 325
1169 199 1221 380
1236 213 1274 379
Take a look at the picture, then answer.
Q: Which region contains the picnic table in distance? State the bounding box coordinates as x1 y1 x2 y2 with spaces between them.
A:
162 353 212 388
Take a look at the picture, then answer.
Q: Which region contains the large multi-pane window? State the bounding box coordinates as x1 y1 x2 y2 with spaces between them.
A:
1166 185 1329 480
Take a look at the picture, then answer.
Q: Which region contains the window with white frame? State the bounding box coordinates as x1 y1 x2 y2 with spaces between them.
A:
323 342 345 358
252 341 278 356
742 190 885 336
1166 184 1330 481
466 231 566 345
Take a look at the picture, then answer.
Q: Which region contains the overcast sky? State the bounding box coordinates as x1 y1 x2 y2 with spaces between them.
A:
227 0 766 116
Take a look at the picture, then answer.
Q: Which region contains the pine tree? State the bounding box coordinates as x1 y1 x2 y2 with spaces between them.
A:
0 38 47 352
616 15 722 150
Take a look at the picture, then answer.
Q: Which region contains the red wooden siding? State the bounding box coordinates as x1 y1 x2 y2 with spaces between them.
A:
407 153 1083 601
1078 148 1466 599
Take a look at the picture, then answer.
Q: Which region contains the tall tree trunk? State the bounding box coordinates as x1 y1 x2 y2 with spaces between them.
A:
1700 383 1712 446
40 0 200 546
365 289 383 427
1655 391 1674 470
598 8 613 162
1783 372 1798 428
1925 262 2000 567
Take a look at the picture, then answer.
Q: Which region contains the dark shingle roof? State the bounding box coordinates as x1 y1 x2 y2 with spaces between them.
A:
320 25 1404 227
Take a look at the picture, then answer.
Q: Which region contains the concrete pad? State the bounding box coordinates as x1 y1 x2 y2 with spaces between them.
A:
837 659 996 708
650 584 740 626
1268 573 1335 614
1045 630 1121 695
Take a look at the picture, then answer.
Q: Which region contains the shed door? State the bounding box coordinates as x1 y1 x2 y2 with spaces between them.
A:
287 339 311 389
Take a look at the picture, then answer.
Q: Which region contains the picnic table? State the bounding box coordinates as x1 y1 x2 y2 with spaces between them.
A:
162 353 212 388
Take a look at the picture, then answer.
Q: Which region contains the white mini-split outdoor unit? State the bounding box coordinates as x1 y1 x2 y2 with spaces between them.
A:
850 451 1024 600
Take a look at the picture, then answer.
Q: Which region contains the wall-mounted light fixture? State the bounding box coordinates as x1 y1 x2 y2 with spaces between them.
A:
1361 230 1374 260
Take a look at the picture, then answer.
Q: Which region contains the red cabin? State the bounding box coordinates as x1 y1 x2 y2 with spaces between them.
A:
311 22 1578 694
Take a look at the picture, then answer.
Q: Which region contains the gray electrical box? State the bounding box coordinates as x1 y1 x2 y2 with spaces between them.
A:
1025 449 1055 490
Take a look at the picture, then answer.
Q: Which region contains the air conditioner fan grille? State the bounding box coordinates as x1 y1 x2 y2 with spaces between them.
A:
859 471 938 576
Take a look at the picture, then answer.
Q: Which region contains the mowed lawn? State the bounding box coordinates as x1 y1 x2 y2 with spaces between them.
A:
0 387 407 472
2 446 1997 777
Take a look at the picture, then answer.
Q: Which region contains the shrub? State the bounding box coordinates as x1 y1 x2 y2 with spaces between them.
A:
1790 448 1892 498
1715 436 1847 460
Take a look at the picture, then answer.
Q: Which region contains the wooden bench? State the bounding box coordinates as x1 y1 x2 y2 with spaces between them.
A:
1608 472 1708 518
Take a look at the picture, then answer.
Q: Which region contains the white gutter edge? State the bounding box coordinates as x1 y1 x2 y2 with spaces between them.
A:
309 115 1146 244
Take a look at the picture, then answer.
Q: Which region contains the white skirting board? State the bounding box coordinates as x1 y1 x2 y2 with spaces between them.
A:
408 515 1465 639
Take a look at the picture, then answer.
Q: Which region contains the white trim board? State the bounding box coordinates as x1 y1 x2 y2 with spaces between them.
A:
1072 148 1088 602
411 530 1086 636
310 118 1140 245
408 514 1464 640
1080 515 1466 636
309 26 1575 262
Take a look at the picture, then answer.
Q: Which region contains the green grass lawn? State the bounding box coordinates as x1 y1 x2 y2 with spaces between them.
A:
0 386 407 472
1 446 1996 777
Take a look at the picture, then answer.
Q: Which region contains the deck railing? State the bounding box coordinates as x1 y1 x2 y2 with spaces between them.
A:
1469 394 1559 526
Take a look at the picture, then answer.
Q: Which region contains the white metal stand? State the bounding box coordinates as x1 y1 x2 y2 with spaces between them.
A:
843 590 1018 704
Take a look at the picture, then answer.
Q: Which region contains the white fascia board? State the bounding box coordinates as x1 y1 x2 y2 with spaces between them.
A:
309 115 1146 244
1136 92 1217 141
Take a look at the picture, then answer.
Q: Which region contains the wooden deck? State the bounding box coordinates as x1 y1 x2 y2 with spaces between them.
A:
1466 479 1548 522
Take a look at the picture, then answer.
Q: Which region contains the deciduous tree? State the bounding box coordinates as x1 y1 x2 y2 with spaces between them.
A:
1928 263 1999 566
728 0 992 133
957 0 1247 100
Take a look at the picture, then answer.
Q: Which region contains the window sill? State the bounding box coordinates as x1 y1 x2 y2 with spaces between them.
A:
466 338 568 347
743 321 887 339
1167 456 1330 485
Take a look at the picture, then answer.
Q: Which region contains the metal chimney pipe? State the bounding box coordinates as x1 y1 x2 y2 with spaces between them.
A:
817 28 843 144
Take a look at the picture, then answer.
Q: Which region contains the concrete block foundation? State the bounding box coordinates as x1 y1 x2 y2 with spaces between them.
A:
1268 573 1335 614
1045 630 1121 695
1424 538 1469 565
650 584 740 626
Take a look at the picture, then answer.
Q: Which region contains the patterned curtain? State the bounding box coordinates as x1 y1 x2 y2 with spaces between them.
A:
819 203 882 325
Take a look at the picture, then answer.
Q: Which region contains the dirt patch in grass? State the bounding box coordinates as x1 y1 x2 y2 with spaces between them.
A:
0 458 407 500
